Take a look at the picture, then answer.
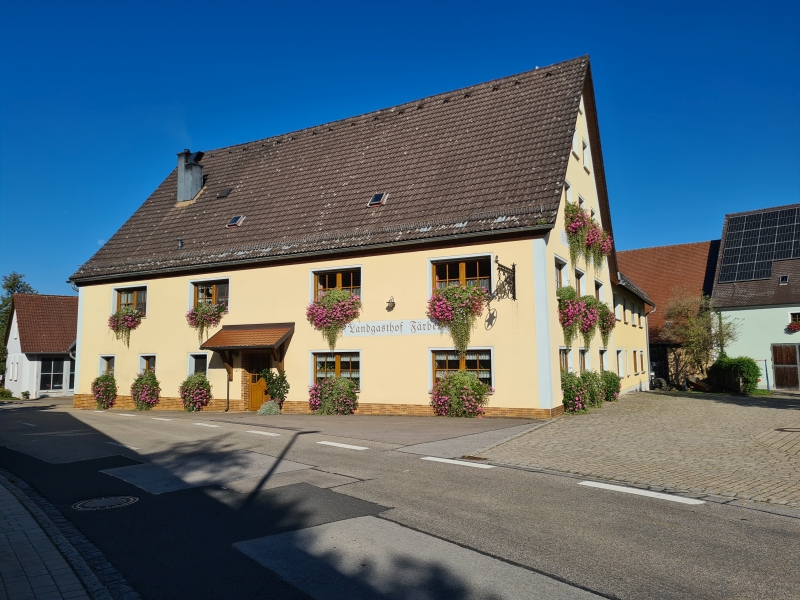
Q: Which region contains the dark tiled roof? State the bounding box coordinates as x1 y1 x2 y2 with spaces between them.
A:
712 204 800 309
72 57 593 283
618 272 654 307
617 241 720 339
201 323 294 350
6 294 78 353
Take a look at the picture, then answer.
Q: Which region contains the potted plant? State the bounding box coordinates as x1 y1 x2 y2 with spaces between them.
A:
426 284 489 356
306 289 362 351
186 303 228 343
108 307 143 347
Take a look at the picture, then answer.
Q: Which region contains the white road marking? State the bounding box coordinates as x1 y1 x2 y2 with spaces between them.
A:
316 441 369 451
247 430 281 437
106 442 140 450
578 481 706 505
92 410 104 413
118 413 136 417
194 422 221 428
151 417 173 421
17 422 36 427
420 456 494 469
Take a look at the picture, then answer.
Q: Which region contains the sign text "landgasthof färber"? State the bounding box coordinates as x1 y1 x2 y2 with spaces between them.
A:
343 320 443 337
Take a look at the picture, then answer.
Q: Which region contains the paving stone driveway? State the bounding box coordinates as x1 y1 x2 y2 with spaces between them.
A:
479 392 800 507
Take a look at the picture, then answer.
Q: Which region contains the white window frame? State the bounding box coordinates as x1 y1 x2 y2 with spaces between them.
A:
617 349 624 377
555 256 568 289
579 348 590 372
599 349 607 372
309 348 363 392
98 355 116 376
188 353 210 376
138 354 157 375
428 346 495 391
564 181 572 204
111 284 149 316
574 268 585 296
582 139 592 172
188 277 231 311
572 130 580 157
578 195 585 209
308 264 364 303
559 346 573 373
614 294 621 320
594 280 604 302
427 252 495 296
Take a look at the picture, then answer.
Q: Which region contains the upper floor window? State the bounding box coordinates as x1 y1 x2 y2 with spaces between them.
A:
582 139 592 171
314 352 360 390
614 294 621 319
117 287 147 315
572 130 580 156
564 181 572 203
314 269 361 300
433 350 493 387
555 259 566 290
791 312 800 323
594 281 602 301
433 257 491 292
194 280 229 307
575 270 583 297
623 298 629 324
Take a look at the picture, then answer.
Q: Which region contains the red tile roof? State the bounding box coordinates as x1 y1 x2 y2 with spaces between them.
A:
617 241 720 341
8 294 79 353
201 323 294 350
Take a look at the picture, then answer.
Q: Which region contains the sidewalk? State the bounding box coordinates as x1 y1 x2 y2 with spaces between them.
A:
0 478 89 600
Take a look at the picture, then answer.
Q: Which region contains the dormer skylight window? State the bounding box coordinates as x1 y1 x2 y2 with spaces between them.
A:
217 188 232 198
367 192 387 207
226 215 245 228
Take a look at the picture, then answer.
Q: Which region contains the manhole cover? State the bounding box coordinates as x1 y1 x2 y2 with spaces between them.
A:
72 496 138 511
776 428 800 433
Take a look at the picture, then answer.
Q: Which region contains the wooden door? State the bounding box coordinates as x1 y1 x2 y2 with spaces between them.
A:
772 345 799 390
248 354 271 410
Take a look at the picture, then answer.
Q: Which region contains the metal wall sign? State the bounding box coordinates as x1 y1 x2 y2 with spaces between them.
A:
343 319 444 337
491 256 516 302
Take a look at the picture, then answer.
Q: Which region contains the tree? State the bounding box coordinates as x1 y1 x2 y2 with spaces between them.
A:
0 272 38 375
659 289 738 383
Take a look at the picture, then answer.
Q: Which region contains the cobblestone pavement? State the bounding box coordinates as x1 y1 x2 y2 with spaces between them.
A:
479 392 800 507
0 481 89 600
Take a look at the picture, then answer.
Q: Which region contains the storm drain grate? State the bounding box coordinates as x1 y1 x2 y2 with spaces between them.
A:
72 496 138 511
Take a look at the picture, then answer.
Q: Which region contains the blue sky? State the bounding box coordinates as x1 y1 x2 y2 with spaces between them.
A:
1 1 798 295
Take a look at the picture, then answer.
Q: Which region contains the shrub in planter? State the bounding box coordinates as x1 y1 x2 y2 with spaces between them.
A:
21 390 31 400
91 374 117 409
108 307 143 347
306 289 362 351
427 284 489 356
131 370 161 410
600 370 621 402
580 370 604 408
308 377 359 415
179 372 212 412
259 368 290 407
0 387 13 399
186 303 228 344
707 356 761 395
430 371 492 417
561 370 588 413
258 400 281 415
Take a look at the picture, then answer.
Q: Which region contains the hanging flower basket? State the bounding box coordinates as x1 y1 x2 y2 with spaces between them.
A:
598 304 617 347
564 203 613 268
306 289 362 351
426 284 489 356
557 286 615 347
786 322 800 333
580 298 601 348
108 307 143 347
186 303 228 344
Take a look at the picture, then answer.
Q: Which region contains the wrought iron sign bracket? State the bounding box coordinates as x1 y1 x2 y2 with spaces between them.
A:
491 256 516 302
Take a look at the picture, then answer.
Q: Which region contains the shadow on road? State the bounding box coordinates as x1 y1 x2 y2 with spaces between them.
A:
654 391 800 410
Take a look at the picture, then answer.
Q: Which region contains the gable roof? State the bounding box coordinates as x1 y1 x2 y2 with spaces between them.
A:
712 204 800 309
71 56 605 284
4 294 78 354
617 241 720 339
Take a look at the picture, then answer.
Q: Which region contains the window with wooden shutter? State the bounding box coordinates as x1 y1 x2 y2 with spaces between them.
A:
432 350 492 387
117 287 147 315
194 281 229 307
432 257 491 293
314 269 361 300
314 352 360 390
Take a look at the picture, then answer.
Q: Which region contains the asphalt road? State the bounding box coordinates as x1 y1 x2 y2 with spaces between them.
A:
1 399 798 599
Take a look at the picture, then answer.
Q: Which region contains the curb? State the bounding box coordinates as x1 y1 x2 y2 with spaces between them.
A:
0 468 140 600
472 419 556 456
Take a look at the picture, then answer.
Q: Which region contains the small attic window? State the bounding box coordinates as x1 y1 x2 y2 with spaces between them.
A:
217 188 232 198
226 215 245 228
780 275 789 285
367 193 387 207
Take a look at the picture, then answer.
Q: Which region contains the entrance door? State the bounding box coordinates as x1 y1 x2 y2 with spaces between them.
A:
249 354 271 410
772 344 799 390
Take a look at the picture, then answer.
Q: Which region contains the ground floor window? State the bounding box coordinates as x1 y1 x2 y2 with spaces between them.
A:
616 350 623 376
599 350 606 372
190 354 208 375
559 348 569 372
314 352 360 390
140 355 156 373
432 350 492 387
101 356 115 376
579 349 588 373
40 359 64 391
68 359 75 389
633 351 638 374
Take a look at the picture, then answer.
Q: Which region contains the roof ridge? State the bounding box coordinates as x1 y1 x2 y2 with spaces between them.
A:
723 202 800 219
200 56 589 155
617 240 719 253
13 293 77 299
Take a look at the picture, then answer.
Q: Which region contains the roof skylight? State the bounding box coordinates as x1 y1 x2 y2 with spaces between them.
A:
226 215 245 228
217 188 232 198
368 192 387 207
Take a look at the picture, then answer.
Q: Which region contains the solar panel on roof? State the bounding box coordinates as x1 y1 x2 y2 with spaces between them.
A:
718 206 800 283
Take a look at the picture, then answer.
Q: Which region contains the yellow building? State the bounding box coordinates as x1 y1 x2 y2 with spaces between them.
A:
70 56 651 416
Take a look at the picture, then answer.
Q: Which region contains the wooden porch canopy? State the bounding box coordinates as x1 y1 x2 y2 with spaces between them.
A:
201 323 294 380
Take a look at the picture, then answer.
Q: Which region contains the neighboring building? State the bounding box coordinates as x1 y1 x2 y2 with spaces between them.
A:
617 241 720 382
712 204 800 390
3 294 78 398
70 56 650 416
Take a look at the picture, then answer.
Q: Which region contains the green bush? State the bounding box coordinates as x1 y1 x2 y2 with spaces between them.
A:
131 370 161 410
179 372 212 411
309 377 359 415
580 371 604 408
429 371 492 417
560 371 588 413
91 374 117 409
257 400 282 415
600 370 621 402
707 356 761 395
259 368 290 404
0 387 13 399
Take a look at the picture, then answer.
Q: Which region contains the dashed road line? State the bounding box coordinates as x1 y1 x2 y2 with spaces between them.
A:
247 430 281 437
17 422 36 427
420 457 494 469
118 413 136 417
194 422 221 428
578 481 705 505
106 442 140 450
151 417 173 421
317 441 369 451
